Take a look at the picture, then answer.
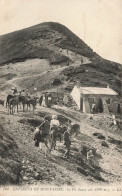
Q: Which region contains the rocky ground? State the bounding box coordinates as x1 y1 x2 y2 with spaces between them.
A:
0 30 121 187
0 103 121 186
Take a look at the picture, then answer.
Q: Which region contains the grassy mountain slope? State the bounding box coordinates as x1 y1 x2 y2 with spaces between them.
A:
0 121 21 185
61 60 121 94
0 22 122 186
0 22 95 66
0 22 121 95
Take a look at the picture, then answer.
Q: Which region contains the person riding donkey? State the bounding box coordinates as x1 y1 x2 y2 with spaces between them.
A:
50 114 60 150
21 90 26 97
38 116 51 157
9 87 19 113
11 87 18 95
50 114 60 129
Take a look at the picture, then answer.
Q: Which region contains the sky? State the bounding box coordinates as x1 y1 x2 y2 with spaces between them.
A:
0 0 122 64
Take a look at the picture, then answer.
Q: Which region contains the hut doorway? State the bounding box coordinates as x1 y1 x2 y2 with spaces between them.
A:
117 104 121 114
88 98 94 111
96 98 103 113
80 97 83 110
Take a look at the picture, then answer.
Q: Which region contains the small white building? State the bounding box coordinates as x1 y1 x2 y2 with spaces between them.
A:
71 84 118 114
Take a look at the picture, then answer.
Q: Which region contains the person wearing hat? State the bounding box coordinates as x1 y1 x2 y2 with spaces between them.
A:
50 115 60 150
63 126 71 159
21 90 26 97
50 115 60 128
39 116 50 137
11 87 18 95
38 116 50 157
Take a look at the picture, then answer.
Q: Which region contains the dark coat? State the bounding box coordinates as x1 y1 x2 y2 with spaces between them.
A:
39 96 43 105
63 131 71 146
0 100 4 106
39 120 50 136
34 130 44 146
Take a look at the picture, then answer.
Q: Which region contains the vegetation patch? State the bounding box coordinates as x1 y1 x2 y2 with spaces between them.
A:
0 124 21 185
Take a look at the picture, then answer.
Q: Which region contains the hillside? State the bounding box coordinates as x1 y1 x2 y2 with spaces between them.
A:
0 22 95 66
0 118 21 185
0 22 121 95
0 22 122 188
0 104 122 186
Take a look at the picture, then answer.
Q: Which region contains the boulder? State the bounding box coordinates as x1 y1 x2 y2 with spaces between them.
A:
97 134 105 140
52 79 61 85
101 141 109 148
93 133 105 140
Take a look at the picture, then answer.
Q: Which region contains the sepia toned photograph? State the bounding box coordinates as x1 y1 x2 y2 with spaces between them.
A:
0 0 122 195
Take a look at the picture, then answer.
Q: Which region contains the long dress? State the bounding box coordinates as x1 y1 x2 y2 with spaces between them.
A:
42 96 46 107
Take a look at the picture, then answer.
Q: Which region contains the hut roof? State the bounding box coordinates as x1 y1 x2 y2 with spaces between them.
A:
79 87 118 96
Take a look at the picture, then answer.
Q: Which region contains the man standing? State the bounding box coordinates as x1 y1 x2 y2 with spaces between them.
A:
91 102 96 113
63 126 71 159
42 94 46 107
87 149 95 167
39 116 50 157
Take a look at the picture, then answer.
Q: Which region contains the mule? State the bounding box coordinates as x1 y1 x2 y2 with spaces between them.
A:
50 125 67 151
19 96 30 112
9 95 20 114
34 127 51 157
27 97 38 111
19 96 38 112
6 95 14 108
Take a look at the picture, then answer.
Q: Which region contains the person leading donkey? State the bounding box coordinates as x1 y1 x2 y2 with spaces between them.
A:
38 116 51 157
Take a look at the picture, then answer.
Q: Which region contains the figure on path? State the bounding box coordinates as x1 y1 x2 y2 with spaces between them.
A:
63 126 71 159
87 149 95 167
42 94 46 107
50 115 60 150
38 116 51 157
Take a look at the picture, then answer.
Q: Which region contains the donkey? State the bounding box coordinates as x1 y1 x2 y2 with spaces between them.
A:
50 125 67 151
19 96 30 112
27 97 38 111
6 95 14 108
9 96 20 114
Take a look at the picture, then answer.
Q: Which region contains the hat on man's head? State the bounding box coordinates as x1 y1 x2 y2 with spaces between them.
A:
52 114 57 120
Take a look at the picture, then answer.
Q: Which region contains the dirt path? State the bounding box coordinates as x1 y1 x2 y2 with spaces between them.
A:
0 46 91 92
0 66 65 89
35 105 122 184
0 107 90 186
0 50 121 186
0 102 122 186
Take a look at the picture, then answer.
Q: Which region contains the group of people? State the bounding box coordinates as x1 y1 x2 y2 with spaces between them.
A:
11 87 30 97
34 114 71 159
34 115 95 167
11 87 38 102
39 94 52 108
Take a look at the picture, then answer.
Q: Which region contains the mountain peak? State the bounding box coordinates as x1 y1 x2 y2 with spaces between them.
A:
0 22 121 95
0 21 97 66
